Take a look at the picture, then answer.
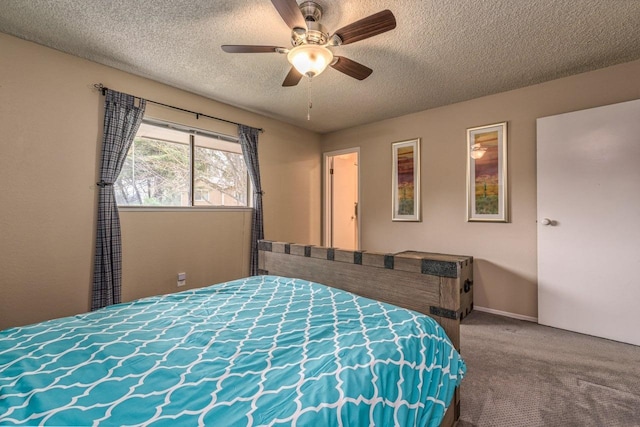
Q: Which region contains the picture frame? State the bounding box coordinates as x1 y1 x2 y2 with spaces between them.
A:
392 138 421 221
466 122 508 222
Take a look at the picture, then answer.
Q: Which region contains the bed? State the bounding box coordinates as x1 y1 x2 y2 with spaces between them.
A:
0 241 472 427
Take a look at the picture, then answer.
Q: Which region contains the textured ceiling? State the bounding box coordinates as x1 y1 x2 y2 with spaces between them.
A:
1 0 639 134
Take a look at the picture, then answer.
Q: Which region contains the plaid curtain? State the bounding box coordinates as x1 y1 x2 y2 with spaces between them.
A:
238 125 264 276
92 90 146 310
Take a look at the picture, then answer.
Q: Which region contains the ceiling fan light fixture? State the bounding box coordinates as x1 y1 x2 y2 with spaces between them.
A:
287 44 334 78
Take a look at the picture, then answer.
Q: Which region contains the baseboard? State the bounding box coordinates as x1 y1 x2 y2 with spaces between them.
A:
474 306 538 323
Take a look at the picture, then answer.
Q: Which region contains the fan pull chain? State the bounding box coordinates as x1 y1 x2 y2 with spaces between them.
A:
307 76 313 121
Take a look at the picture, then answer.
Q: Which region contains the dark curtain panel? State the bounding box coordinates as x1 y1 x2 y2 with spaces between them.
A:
92 90 146 310
238 125 264 275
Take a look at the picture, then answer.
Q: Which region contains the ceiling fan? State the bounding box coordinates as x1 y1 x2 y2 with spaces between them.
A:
221 0 396 87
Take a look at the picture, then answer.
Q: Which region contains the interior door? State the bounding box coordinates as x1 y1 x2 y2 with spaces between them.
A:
537 99 640 346
324 149 359 250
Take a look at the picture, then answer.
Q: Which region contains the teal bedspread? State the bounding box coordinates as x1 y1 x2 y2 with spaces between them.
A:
0 275 465 426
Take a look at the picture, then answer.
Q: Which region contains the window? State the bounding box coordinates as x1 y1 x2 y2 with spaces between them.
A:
115 120 249 207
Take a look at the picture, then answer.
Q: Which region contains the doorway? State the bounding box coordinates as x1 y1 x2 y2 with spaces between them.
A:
324 148 360 250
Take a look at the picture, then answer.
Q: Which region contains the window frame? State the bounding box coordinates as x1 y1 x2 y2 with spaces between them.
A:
117 118 253 211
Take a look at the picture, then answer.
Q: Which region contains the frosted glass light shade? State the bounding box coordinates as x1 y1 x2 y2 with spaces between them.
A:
287 45 334 78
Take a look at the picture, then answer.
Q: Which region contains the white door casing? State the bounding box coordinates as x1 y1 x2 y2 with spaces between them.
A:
323 149 360 250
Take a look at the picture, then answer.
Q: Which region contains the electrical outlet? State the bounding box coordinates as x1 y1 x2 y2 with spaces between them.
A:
177 272 186 287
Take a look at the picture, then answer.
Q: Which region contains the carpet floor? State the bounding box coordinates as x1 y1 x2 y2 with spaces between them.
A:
457 311 640 427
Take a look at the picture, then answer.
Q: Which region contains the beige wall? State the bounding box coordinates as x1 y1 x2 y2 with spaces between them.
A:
2 29 639 328
321 59 640 319
0 33 321 329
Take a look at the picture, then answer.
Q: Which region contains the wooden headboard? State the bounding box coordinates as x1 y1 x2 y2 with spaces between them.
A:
258 240 473 426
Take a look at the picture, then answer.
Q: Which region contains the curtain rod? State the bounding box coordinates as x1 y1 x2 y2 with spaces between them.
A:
93 83 264 133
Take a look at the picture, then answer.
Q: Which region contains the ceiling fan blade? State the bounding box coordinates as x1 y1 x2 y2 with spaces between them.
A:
271 0 307 29
221 45 283 53
330 56 373 80
332 10 396 45
283 67 303 87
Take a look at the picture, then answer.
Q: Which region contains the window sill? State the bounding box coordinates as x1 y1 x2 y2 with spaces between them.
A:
118 206 253 213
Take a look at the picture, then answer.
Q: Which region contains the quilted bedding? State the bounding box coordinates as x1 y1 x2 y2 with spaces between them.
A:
0 275 465 426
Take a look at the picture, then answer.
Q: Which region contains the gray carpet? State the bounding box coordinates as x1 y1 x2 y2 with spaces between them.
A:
457 311 640 427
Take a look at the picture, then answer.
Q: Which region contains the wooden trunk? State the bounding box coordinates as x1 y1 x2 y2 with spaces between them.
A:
258 241 473 350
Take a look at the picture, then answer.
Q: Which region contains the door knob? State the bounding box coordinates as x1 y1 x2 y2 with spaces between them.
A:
541 218 552 226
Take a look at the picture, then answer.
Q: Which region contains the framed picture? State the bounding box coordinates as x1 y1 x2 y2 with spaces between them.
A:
392 138 421 221
466 122 508 222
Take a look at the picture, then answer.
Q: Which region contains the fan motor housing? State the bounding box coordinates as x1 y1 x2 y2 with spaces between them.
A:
299 1 323 22
291 1 329 46
291 21 328 46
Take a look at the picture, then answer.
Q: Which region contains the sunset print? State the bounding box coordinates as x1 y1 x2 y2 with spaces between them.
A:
473 130 499 214
396 146 415 215
467 122 507 222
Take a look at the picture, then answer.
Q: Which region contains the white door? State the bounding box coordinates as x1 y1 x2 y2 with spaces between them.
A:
537 99 640 346
324 149 359 250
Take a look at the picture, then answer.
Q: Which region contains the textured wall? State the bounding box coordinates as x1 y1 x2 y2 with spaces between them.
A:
321 59 640 319
0 33 321 329
3 27 639 327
